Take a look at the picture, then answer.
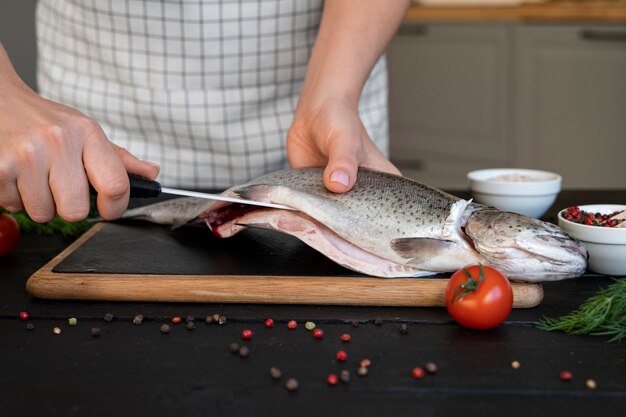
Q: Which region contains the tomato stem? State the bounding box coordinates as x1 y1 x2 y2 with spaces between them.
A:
452 264 485 303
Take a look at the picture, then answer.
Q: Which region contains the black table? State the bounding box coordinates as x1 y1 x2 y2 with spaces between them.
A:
1 190 625 416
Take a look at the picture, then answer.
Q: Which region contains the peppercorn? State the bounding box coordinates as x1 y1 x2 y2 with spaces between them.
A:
133 314 144 325
26 323 35 331
160 324 171 334
586 379 597 390
313 328 324 339
265 318 274 328
399 323 408 334
327 374 338 386
559 370 573 382
285 378 299 392
205 315 214 324
238 346 250 358
68 317 78 326
351 321 360 328
212 313 221 323
19 311 28 320
305 321 316 331
229 342 240 353
511 360 521 369
269 367 282 380
340 370 350 383
53 327 61 335
185 315 195 323
171 316 182 324
411 367 425 379
104 313 114 322
336 350 347 362
357 367 368 377
241 329 253 340
287 320 298 330
218 315 227 325
374 317 383 326
186 321 196 331
359 358 371 368
425 362 438 374
91 327 101 337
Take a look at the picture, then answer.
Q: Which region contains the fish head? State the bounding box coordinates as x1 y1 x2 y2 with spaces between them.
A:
464 209 588 281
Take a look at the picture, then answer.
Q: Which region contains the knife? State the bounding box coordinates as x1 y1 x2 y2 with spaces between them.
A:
92 174 295 211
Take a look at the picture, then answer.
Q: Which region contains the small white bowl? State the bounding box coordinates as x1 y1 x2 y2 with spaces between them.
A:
558 204 626 276
467 168 561 218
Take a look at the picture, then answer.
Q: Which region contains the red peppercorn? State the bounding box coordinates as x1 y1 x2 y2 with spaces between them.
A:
313 328 324 339
287 320 298 330
327 374 338 386
19 312 29 321
559 370 573 382
241 329 253 340
359 358 371 368
411 367 425 379
336 350 347 362
265 318 274 328
340 333 351 342
171 316 182 324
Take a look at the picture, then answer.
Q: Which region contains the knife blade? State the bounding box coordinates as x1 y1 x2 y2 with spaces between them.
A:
92 174 295 211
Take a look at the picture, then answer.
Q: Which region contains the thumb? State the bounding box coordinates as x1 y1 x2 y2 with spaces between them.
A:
323 140 360 194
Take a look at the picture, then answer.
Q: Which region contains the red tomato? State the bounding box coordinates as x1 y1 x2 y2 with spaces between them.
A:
0 213 21 256
445 264 513 330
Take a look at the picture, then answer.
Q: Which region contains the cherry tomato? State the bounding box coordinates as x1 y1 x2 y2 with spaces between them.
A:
445 264 513 330
0 213 21 256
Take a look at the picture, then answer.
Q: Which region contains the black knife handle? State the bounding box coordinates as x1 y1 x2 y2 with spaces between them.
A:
89 174 162 198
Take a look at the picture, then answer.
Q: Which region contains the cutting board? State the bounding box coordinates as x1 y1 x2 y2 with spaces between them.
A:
26 221 543 307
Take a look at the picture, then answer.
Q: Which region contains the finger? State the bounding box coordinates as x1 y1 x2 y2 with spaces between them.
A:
16 162 56 223
0 164 24 213
112 143 160 180
82 131 131 220
49 159 91 222
323 137 360 194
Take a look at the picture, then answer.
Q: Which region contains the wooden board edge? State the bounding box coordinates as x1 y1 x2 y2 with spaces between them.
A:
26 223 543 308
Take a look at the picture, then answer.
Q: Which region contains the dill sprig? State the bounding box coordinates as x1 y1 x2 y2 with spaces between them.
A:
1 198 97 239
537 278 626 343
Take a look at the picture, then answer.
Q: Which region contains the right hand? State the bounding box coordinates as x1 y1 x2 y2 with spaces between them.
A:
0 78 159 222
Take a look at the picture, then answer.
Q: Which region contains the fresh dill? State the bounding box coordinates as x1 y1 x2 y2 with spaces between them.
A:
537 278 626 343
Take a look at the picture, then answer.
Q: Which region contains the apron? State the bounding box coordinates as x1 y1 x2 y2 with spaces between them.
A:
36 0 389 188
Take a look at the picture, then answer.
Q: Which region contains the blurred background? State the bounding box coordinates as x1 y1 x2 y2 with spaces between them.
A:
2 0 625 189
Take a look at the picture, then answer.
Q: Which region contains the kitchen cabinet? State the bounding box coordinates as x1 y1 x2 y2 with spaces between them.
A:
387 22 626 189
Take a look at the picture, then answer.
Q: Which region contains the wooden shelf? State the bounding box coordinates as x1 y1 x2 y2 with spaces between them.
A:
405 1 626 22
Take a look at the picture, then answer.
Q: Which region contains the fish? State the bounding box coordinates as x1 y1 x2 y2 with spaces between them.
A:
121 167 588 282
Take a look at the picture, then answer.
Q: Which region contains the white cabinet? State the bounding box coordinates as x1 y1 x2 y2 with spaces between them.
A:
387 22 626 189
514 24 626 189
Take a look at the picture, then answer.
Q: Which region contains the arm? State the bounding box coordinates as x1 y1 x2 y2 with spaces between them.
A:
287 0 409 192
0 43 159 222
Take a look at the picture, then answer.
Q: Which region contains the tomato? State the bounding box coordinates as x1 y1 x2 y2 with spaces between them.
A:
445 264 513 330
0 213 21 256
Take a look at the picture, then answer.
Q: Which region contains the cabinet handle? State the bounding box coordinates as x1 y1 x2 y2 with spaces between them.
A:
397 24 428 37
579 29 626 42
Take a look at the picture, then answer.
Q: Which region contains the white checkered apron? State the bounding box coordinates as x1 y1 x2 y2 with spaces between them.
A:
36 0 389 188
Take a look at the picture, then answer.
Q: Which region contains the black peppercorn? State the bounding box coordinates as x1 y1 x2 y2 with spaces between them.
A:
374 317 383 326
91 327 101 337
425 362 438 374
103 313 114 322
185 315 195 323
340 370 350 383
212 313 221 323
186 321 196 331
218 315 227 325
351 321 360 328
26 323 35 331
133 314 144 325
269 367 282 380
205 315 214 324
399 323 408 334
160 324 171 334
229 342 240 353
238 346 250 358
285 378 299 392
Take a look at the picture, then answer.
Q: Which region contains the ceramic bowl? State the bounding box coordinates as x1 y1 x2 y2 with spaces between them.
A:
558 204 626 276
467 168 561 218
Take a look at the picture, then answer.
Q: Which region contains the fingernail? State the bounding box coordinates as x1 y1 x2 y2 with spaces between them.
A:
145 161 160 170
330 171 350 187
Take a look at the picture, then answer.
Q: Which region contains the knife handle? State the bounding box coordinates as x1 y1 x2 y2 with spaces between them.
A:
89 174 162 198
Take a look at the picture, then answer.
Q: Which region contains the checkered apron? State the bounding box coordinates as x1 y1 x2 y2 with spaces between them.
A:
36 0 389 188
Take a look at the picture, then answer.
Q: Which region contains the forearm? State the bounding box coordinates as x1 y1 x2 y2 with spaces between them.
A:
298 0 409 108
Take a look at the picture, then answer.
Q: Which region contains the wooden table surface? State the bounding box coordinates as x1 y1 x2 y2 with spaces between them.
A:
1 189 625 416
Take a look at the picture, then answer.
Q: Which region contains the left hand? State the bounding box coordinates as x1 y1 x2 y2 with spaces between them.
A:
287 99 401 193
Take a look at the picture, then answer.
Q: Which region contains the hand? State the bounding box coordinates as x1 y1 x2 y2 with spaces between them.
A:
0 79 159 222
286 99 400 193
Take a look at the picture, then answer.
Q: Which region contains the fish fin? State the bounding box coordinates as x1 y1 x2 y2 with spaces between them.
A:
390 238 456 263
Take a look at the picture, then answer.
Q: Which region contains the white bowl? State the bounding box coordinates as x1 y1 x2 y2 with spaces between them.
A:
558 204 626 276
467 168 561 218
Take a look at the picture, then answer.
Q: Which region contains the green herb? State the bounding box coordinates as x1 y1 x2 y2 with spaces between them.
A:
537 278 626 343
1 197 97 238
